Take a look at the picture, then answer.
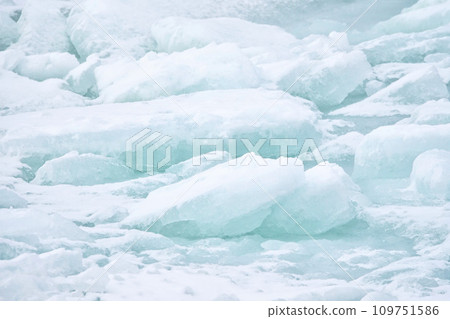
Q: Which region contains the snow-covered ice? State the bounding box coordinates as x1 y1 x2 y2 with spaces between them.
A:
0 0 449 301
14 52 79 81
409 149 450 201
124 159 363 238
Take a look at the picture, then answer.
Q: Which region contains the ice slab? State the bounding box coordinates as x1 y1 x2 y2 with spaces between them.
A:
409 149 450 201
331 66 448 117
123 158 362 238
151 16 297 53
65 54 100 96
0 187 27 208
0 49 24 70
360 204 450 299
67 0 155 60
255 163 366 237
0 248 85 300
12 0 73 54
1 0 449 301
165 151 230 179
372 63 429 83
14 52 79 81
278 49 371 110
353 124 450 180
0 11 18 50
399 99 450 125
319 132 364 164
357 24 450 64
96 43 260 103
371 0 450 36
0 248 84 277
32 151 141 186
0 70 85 115
123 156 303 238
0 210 91 246
0 89 323 165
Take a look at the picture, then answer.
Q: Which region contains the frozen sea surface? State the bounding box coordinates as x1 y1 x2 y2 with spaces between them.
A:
0 0 449 300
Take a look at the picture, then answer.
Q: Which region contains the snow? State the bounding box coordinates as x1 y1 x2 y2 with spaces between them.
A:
1 0 450 302
319 132 364 165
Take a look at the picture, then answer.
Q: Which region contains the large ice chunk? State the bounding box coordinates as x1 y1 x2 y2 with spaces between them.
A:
123 156 298 238
14 52 79 81
0 11 19 50
0 248 84 300
32 151 141 186
400 99 450 125
409 149 450 200
357 24 450 64
165 151 230 179
0 70 85 115
94 230 173 253
372 63 429 84
0 89 323 163
353 124 450 180
0 187 27 208
319 132 364 164
65 54 100 96
123 158 362 238
331 66 448 117
278 50 371 110
255 163 365 237
151 17 297 53
370 0 450 36
12 0 73 54
0 49 24 70
67 0 155 60
96 43 260 103
0 238 36 260
0 210 91 246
